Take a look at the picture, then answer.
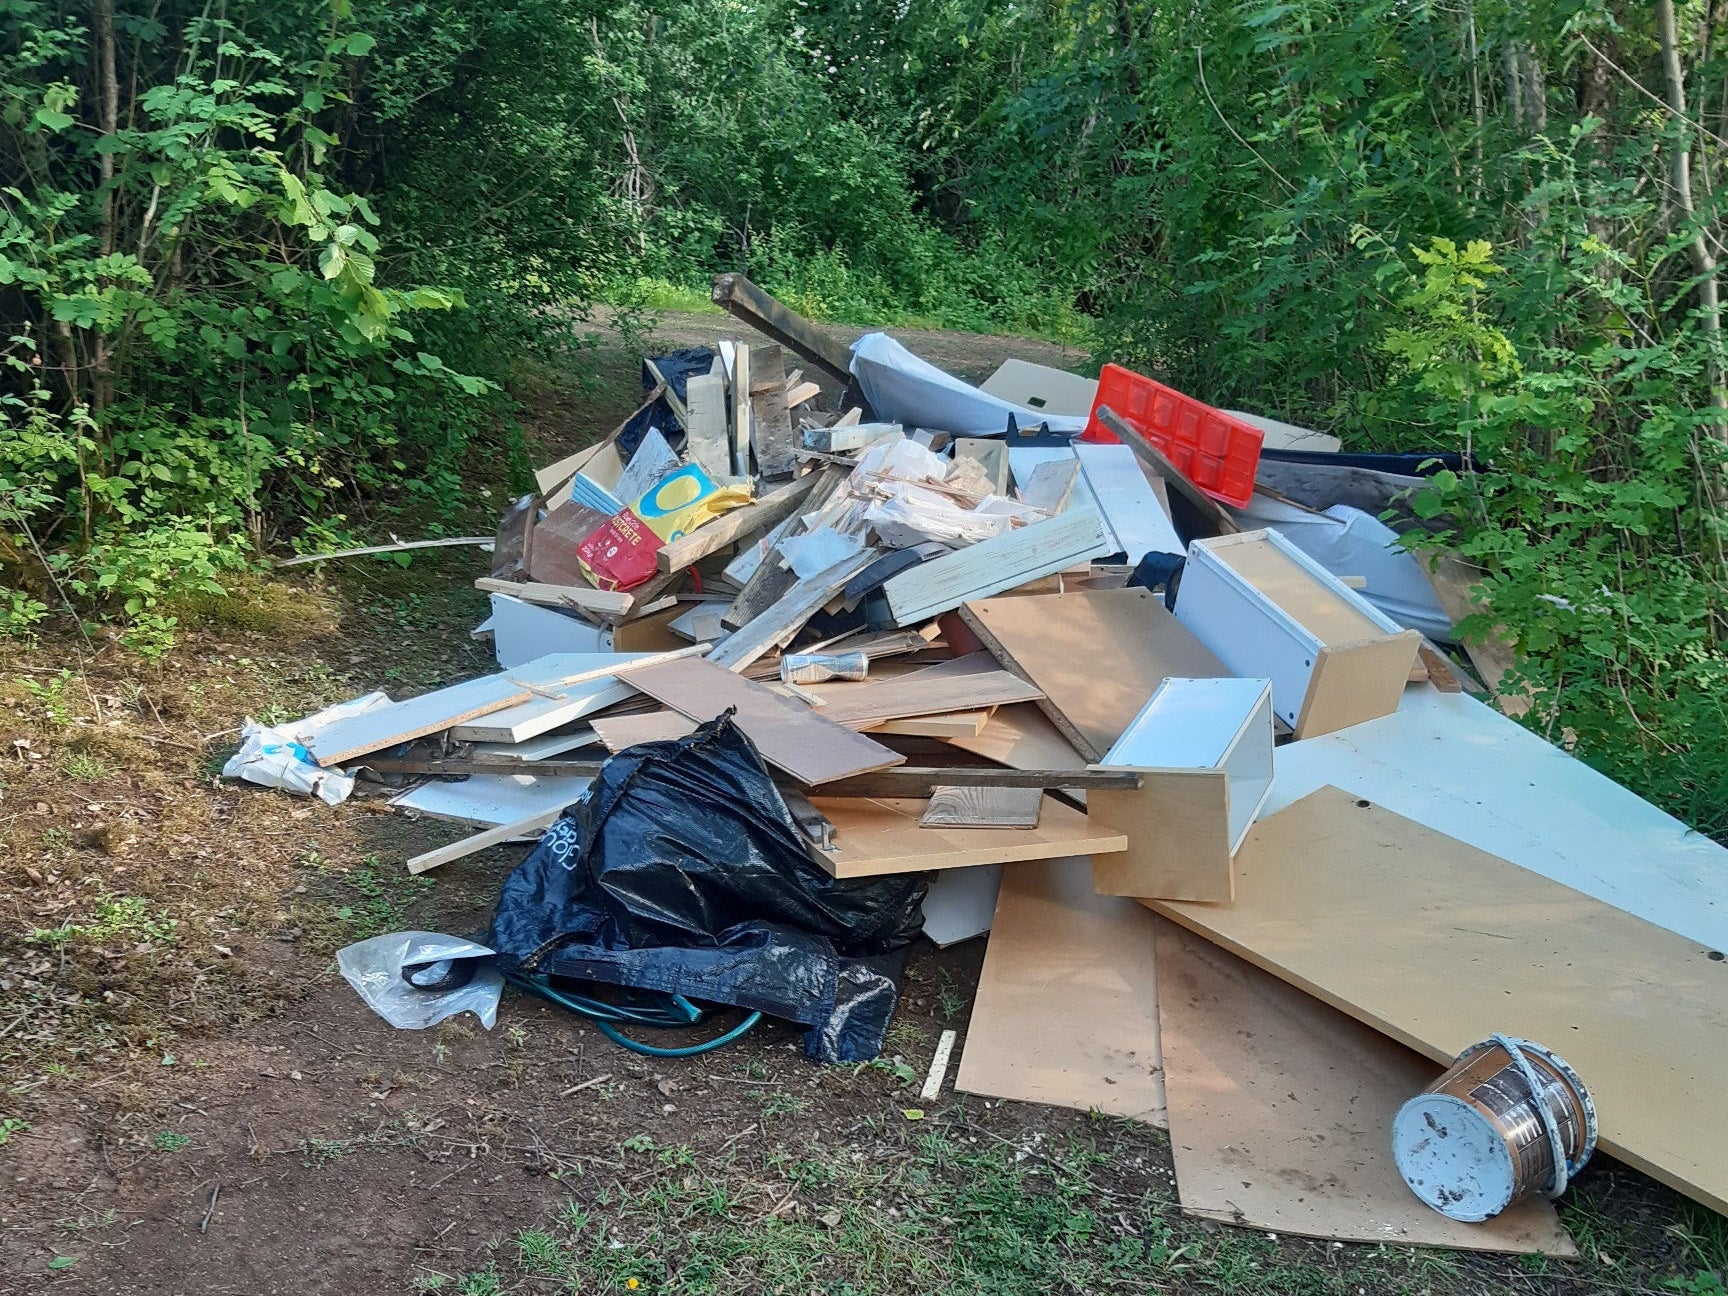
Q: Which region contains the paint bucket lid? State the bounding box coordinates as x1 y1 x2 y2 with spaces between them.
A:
1392 1093 1518 1222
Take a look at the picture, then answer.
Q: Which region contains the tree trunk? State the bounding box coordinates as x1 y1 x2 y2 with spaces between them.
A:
1656 0 1728 465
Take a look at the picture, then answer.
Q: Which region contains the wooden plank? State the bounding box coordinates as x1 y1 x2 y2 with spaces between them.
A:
474 578 633 617
711 272 855 384
810 659 1043 730
880 506 1112 627
955 856 1166 1125
655 474 817 573
785 380 820 409
958 588 1227 762
684 369 731 481
407 807 560 875
1095 405 1240 537
624 656 903 786
708 547 880 672
451 652 654 744
866 709 992 738
953 437 1009 494
1149 786 1728 1218
1151 914 1574 1253
807 797 1125 877
310 676 531 767
591 711 697 752
945 702 1088 772
748 343 797 478
730 344 753 479
721 466 849 629
1017 458 1081 514
921 785 1043 828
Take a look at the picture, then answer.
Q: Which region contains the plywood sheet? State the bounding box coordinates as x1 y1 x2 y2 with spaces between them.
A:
813 662 1043 730
391 772 590 827
945 702 1087 772
808 798 1125 877
1150 786 1728 1217
955 857 1165 1125
591 711 698 752
1089 772 1232 901
626 656 903 786
1270 686 1728 952
959 588 1226 761
310 675 530 767
450 653 650 743
1152 915 1574 1253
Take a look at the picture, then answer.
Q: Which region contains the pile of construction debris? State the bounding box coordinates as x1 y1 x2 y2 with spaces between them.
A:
228 276 1728 1257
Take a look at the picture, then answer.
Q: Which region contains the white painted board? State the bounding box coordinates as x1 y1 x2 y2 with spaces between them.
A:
450 653 650 743
1102 676 1273 769
487 593 609 668
921 864 1003 947
1270 685 1728 952
1006 445 1181 563
470 728 602 762
391 772 590 827
979 359 1099 418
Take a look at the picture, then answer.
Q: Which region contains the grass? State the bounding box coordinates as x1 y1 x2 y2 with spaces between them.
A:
150 1130 191 1153
27 894 178 950
455 1122 1471 1296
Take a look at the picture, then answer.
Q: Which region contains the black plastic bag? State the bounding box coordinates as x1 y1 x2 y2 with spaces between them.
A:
485 714 926 1062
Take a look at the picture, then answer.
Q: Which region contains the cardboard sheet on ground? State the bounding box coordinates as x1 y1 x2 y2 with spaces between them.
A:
1151 915 1575 1254
955 857 1165 1126
1149 786 1728 1218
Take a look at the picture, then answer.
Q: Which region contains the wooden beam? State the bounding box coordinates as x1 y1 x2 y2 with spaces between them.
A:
406 807 561 875
708 546 879 672
363 757 1141 798
748 343 797 479
730 344 752 479
684 367 731 481
655 474 818 573
879 506 1112 627
711 272 854 384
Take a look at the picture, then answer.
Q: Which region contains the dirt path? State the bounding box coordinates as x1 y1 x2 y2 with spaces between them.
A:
0 324 1708 1295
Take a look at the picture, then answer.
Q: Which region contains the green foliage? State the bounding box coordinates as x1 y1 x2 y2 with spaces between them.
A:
27 893 178 950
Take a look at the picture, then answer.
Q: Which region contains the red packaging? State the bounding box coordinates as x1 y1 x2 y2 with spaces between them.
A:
576 508 664 591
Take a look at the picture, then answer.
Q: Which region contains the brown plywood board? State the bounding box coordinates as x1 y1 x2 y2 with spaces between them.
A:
955 857 1166 1125
808 797 1125 878
812 664 1043 730
625 657 903 786
1088 771 1232 901
310 676 531 767
945 702 1088 772
959 588 1227 761
591 711 698 752
1150 786 1728 1218
1294 632 1421 739
1152 915 1575 1253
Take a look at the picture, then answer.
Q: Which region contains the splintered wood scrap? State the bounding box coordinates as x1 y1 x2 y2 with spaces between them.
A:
921 785 1044 829
407 806 561 874
785 380 821 409
474 577 634 617
920 1029 958 1102
709 547 881 672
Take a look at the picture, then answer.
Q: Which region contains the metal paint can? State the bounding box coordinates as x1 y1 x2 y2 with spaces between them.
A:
1391 1035 1597 1222
780 652 869 684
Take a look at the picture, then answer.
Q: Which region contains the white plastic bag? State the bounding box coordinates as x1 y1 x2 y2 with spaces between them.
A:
337 931 503 1030
221 691 390 805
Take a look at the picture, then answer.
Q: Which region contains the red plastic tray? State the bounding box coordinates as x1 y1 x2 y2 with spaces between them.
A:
1081 364 1263 508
